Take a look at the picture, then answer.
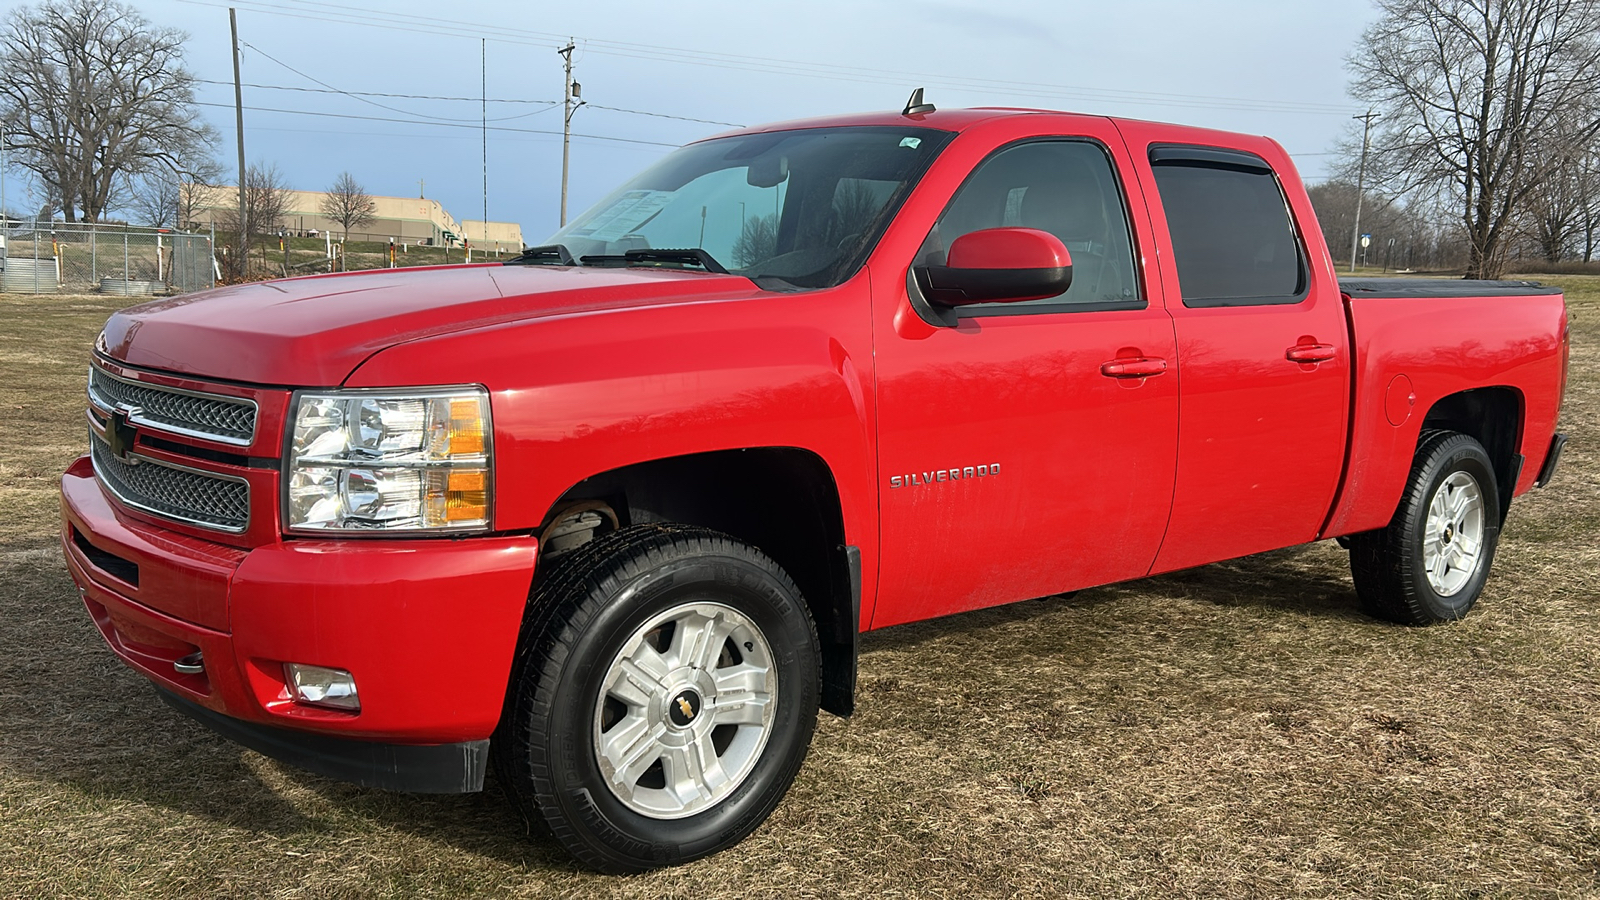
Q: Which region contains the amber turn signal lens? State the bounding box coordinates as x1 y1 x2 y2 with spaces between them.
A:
448 397 485 455
444 490 488 522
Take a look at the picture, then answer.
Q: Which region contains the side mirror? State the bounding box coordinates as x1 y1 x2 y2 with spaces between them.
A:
915 227 1072 306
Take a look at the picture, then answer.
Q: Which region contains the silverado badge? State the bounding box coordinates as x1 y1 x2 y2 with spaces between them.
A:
890 463 1001 489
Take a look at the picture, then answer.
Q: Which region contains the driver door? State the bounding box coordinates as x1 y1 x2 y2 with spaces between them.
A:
870 126 1179 628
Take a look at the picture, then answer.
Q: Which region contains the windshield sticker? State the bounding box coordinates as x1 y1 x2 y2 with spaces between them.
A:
582 190 673 241
899 137 922 149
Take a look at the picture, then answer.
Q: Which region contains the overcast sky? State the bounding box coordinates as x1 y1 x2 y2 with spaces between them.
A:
48 0 1383 239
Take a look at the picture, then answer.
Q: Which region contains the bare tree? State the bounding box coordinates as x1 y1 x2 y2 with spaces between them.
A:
217 162 290 279
319 171 377 242
1307 181 1412 266
1569 143 1600 262
243 163 290 238
1347 0 1600 279
1523 161 1581 262
131 156 223 229
1313 180 1477 271
176 158 224 231
0 0 216 223
128 173 180 228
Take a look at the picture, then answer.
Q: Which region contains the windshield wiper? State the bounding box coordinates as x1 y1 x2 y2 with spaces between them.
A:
579 248 729 275
504 244 575 266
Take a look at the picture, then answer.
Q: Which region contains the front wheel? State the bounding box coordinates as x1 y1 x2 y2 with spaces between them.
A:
1348 431 1502 624
494 524 820 872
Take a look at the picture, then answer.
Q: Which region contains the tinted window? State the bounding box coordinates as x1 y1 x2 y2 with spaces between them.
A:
917 140 1140 311
1150 157 1305 306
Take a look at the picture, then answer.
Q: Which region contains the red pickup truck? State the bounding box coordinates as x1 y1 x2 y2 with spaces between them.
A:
62 102 1569 872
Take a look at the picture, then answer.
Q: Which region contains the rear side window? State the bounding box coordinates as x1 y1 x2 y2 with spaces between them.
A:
1150 147 1305 307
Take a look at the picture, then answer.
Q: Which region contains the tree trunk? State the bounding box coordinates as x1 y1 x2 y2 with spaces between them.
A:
1541 226 1564 263
1466 231 1507 280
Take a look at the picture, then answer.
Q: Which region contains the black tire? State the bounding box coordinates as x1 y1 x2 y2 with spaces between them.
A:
1348 431 1502 624
494 524 820 873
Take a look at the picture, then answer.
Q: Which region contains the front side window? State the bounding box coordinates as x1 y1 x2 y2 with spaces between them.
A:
916 140 1141 312
547 126 952 290
1149 147 1306 307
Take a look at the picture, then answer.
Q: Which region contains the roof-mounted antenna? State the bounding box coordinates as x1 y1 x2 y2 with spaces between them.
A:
903 87 936 117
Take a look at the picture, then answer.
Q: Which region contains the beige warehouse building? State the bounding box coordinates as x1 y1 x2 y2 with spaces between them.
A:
190 187 524 251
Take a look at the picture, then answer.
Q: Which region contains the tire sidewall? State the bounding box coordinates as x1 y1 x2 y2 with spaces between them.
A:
1404 438 1500 620
541 549 818 869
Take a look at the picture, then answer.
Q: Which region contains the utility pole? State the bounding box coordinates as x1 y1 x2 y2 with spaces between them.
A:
482 39 489 250
558 41 584 227
1349 110 1378 274
230 8 248 275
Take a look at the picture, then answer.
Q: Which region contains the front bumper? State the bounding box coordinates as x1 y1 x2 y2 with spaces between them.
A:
61 455 539 789
158 688 489 792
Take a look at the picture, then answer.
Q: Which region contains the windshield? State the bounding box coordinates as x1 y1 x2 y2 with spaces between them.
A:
545 126 953 289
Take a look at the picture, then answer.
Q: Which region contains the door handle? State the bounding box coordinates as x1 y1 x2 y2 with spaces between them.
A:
1285 343 1337 363
1099 356 1168 379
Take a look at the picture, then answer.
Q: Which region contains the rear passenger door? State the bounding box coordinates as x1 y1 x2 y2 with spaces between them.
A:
1125 136 1350 573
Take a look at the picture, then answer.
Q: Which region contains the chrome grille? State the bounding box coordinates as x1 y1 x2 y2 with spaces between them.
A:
89 366 257 444
90 431 250 532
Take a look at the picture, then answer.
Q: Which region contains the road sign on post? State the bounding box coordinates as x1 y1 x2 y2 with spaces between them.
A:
1360 234 1372 248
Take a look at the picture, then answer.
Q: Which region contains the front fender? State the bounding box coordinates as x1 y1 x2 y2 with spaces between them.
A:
344 276 878 556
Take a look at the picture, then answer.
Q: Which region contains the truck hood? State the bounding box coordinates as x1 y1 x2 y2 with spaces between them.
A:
98 264 762 385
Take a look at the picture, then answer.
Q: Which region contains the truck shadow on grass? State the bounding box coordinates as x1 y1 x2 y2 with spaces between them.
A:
0 551 311 833
861 542 1371 657
0 547 585 873
0 540 1368 877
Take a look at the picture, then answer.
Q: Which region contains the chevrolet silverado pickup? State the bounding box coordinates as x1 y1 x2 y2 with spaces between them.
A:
62 100 1570 872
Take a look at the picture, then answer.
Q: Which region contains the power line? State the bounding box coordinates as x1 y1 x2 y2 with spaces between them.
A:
460 5 1363 115
190 100 682 147
581 45 1359 115
191 80 740 127
180 0 1360 117
586 105 743 127
194 78 559 107
223 122 668 154
239 39 546 124
230 124 476 139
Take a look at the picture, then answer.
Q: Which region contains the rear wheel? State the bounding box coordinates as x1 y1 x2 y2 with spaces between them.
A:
1348 431 1501 624
495 524 820 872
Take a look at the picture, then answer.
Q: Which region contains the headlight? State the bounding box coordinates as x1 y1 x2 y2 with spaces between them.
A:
284 387 492 533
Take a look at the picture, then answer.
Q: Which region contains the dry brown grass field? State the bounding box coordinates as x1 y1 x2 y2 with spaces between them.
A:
1 278 1596 898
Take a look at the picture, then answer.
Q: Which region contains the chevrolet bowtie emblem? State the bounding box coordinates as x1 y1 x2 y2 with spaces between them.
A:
677 696 695 720
105 408 140 462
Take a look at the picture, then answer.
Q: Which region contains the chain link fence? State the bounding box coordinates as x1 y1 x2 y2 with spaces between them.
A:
0 220 522 295
0 221 216 296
